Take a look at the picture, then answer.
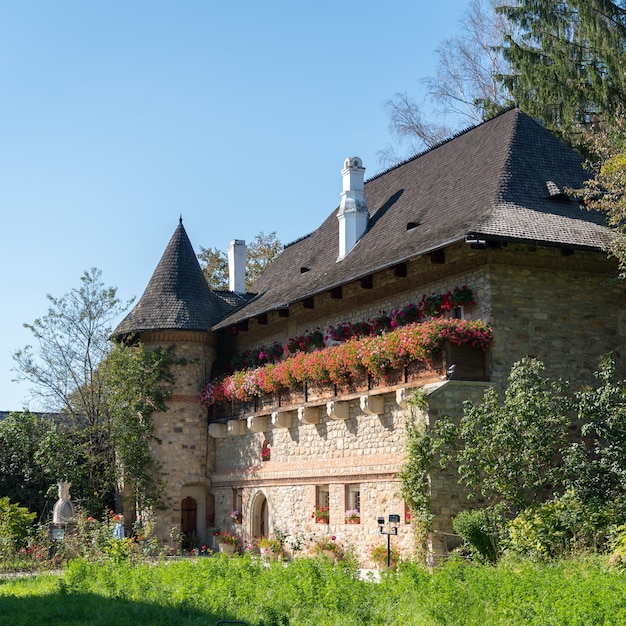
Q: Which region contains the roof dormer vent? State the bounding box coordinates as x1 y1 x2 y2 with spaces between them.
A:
546 180 569 201
337 156 368 261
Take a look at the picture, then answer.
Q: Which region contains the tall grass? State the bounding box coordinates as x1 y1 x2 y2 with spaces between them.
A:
1 555 625 625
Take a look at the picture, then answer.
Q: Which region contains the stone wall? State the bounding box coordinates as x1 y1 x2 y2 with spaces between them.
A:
139 330 216 544
144 241 625 563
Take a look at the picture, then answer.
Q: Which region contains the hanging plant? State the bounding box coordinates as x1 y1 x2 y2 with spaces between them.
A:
199 318 493 407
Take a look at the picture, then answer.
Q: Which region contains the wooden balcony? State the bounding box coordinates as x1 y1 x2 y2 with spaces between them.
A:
209 343 488 422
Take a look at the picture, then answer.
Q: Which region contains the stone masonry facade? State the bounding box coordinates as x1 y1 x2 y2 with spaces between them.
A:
140 240 625 565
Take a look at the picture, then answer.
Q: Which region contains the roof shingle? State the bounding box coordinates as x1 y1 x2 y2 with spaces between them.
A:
113 220 240 336
215 109 612 328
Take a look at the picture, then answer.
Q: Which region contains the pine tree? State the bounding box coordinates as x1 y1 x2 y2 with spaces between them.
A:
498 0 626 147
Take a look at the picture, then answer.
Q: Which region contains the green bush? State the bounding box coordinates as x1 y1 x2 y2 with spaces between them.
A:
506 491 619 560
0 496 36 554
452 508 501 563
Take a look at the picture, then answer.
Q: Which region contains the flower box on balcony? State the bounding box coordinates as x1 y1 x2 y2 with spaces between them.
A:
336 373 369 396
278 386 306 407
256 393 277 412
445 342 489 381
305 381 336 403
369 367 405 390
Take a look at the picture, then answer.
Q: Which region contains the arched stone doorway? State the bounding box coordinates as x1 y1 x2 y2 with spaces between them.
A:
251 491 270 538
180 484 208 544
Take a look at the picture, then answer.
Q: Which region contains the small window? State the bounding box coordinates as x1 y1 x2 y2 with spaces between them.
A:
233 488 242 513
317 486 330 508
346 484 360 512
345 484 361 524
314 485 330 523
261 438 271 461
445 306 464 320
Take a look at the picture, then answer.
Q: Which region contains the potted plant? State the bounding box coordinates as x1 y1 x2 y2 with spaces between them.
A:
345 509 360 524
216 531 239 555
312 505 329 523
258 534 283 560
230 510 243 524
310 535 344 562
368 542 400 571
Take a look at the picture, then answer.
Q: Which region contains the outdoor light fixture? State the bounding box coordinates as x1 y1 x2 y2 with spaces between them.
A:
378 514 399 568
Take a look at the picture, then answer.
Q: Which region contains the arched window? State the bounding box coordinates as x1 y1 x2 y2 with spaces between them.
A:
261 438 271 461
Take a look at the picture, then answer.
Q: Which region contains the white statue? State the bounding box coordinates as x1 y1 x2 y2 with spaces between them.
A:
52 481 75 524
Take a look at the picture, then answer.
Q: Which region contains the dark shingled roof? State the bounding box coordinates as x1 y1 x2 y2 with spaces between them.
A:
215 108 612 329
113 220 244 337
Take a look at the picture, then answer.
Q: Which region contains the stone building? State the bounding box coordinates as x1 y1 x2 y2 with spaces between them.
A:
113 108 624 564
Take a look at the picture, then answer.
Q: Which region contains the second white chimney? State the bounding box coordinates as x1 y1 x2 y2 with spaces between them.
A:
337 156 368 260
228 239 246 292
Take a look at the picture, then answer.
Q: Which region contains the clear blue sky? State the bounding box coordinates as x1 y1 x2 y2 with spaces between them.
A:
0 1 470 410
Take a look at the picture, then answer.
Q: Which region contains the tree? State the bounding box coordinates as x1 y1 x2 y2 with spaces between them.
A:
198 231 283 291
572 111 626 276
246 231 283 288
498 0 626 148
13 268 132 419
456 358 572 514
381 0 512 165
0 411 76 519
565 355 626 512
197 245 229 290
99 343 177 511
13 268 133 512
12 269 177 515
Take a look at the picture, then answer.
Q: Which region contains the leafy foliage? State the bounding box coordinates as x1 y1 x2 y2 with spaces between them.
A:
99 343 179 510
453 508 501 563
197 245 229 290
505 490 620 560
457 357 572 513
0 497 36 555
198 230 283 291
565 354 626 513
398 390 455 551
498 0 626 149
11 270 178 515
4 557 626 624
0 411 77 518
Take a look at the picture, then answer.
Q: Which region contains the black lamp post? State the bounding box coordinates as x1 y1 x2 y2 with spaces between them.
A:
378 514 400 568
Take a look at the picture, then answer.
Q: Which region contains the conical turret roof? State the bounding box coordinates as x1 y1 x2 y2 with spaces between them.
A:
113 219 231 337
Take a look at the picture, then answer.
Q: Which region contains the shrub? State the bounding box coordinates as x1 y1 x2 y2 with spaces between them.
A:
310 534 345 561
505 491 619 560
452 508 501 563
368 542 400 568
0 497 36 555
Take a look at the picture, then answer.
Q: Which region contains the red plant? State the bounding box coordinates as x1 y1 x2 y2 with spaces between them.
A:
198 318 493 406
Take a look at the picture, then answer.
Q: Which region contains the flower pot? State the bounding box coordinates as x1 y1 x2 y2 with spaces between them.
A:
257 393 277 412
218 543 236 555
345 518 360 524
316 518 329 524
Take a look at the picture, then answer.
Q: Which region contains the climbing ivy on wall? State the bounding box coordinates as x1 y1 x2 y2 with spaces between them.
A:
398 390 455 555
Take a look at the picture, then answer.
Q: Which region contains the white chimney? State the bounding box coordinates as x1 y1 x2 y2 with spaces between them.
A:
337 156 367 260
228 239 246 292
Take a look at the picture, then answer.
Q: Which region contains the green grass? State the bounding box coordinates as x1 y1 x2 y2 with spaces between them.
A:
1 555 625 625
